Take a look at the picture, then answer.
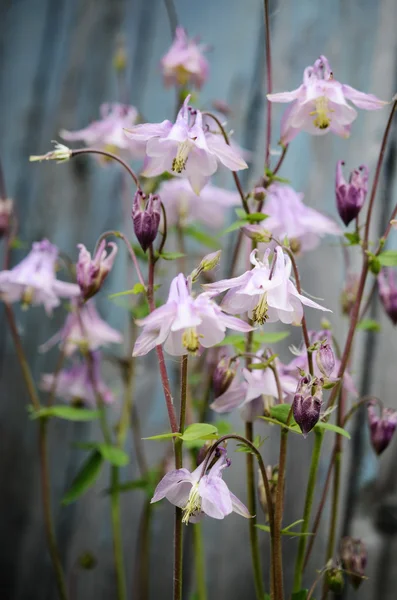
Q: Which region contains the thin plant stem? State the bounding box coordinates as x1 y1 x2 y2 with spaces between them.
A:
321 450 342 599
164 0 178 36
263 0 273 168
110 466 127 600
94 230 146 289
245 422 266 600
272 145 288 176
274 424 288 600
293 429 324 591
48 347 67 407
134 499 153 600
70 148 141 189
193 523 207 600
227 230 244 278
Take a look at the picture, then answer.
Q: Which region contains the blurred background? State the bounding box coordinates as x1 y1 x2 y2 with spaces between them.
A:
1 0 397 598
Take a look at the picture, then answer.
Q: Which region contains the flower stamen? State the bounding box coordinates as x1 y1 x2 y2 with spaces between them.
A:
182 482 201 524
182 327 201 353
172 141 192 173
309 96 333 130
252 293 269 325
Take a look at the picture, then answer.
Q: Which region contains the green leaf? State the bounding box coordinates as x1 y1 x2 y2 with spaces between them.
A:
378 250 397 267
62 451 104 505
256 523 313 537
357 318 381 332
315 421 351 439
96 444 129 466
368 255 381 275
235 208 269 223
108 282 147 299
344 232 361 246
259 416 302 435
270 404 293 424
292 591 308 600
183 225 219 249
282 519 304 532
214 420 232 436
143 432 182 441
29 405 100 422
181 423 218 441
247 354 278 370
220 219 249 235
157 251 186 261
216 331 289 352
131 243 148 262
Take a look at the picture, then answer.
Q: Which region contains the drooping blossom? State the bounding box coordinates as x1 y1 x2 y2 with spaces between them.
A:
39 299 123 356
267 55 386 144
261 182 341 253
341 272 359 316
0 239 80 315
41 352 114 406
133 273 252 357
204 247 330 326
151 447 250 523
161 26 209 89
0 197 13 238
340 537 367 590
76 241 118 300
315 339 336 378
132 190 161 252
335 161 369 226
378 268 397 325
292 374 323 437
281 329 357 397
124 96 248 194
60 103 144 159
367 399 397 455
212 355 238 397
157 178 240 229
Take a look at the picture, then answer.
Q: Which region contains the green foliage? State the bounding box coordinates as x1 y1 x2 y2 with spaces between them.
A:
357 318 381 332
378 249 397 267
344 231 360 246
29 405 100 422
157 251 186 260
217 331 289 352
144 422 219 442
260 404 351 439
62 451 104 505
291 591 308 600
183 225 219 249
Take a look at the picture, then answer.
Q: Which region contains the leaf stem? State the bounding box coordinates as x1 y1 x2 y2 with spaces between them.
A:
193 523 207 600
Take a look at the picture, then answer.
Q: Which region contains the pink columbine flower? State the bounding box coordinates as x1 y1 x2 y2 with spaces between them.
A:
204 247 330 326
0 239 80 315
124 96 248 194
335 161 369 226
60 103 144 159
133 273 252 357
367 399 397 455
161 26 209 89
157 178 240 229
41 351 114 406
151 447 250 523
77 241 118 301
378 269 397 325
267 55 386 144
39 299 123 356
262 182 341 253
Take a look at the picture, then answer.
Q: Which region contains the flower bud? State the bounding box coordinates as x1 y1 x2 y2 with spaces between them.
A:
191 250 221 281
0 197 13 238
258 465 278 523
335 161 368 226
76 241 118 301
132 190 161 252
213 356 237 397
293 375 323 437
316 340 335 378
378 268 397 325
241 224 272 243
253 186 266 203
340 537 367 589
341 273 359 316
30 141 72 163
367 399 397 455
325 565 345 595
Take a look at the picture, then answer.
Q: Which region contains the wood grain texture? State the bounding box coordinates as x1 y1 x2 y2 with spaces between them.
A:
0 0 396 598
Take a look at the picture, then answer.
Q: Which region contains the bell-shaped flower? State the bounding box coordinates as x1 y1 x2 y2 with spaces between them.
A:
212 355 238 397
161 26 209 89
151 447 250 523
262 182 341 253
77 240 118 301
157 177 240 229
0 239 80 315
335 161 369 226
41 351 114 406
292 374 323 437
132 190 161 252
60 103 144 160
378 268 397 325
340 537 367 590
39 299 123 356
133 273 252 357
124 96 248 194
204 247 330 325
367 399 397 455
267 55 386 144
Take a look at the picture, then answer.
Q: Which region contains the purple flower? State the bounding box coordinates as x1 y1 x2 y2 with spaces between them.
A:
160 26 209 89
367 399 397 455
204 247 330 325
124 96 248 194
133 274 252 357
292 374 323 437
340 537 367 590
262 182 341 253
335 161 369 226
315 340 336 378
212 355 238 397
0 197 13 238
40 299 123 356
60 103 144 160
267 55 386 144
0 239 80 315
151 447 250 523
76 241 118 300
378 269 397 325
41 352 114 406
132 190 161 252
157 178 240 229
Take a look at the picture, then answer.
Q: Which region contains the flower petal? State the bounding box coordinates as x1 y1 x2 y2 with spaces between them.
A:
151 469 192 504
342 85 387 110
199 476 233 519
229 492 251 518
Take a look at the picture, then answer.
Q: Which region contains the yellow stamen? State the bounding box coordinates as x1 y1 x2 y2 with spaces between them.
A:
21 287 34 310
309 96 333 130
172 141 191 173
182 483 201 524
252 293 269 325
182 327 201 354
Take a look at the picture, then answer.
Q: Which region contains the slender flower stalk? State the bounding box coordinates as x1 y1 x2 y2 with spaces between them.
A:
70 148 141 188
264 0 273 168
193 523 207 600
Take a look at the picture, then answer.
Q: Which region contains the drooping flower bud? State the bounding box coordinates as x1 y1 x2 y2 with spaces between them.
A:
190 250 222 281
132 190 161 252
258 465 278 523
293 375 323 437
335 161 368 226
340 537 367 589
253 186 266 203
30 141 72 163
316 340 336 378
325 563 345 595
241 224 272 243
76 241 118 301
0 197 13 238
367 399 397 455
213 356 238 397
341 272 359 316
378 268 397 325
